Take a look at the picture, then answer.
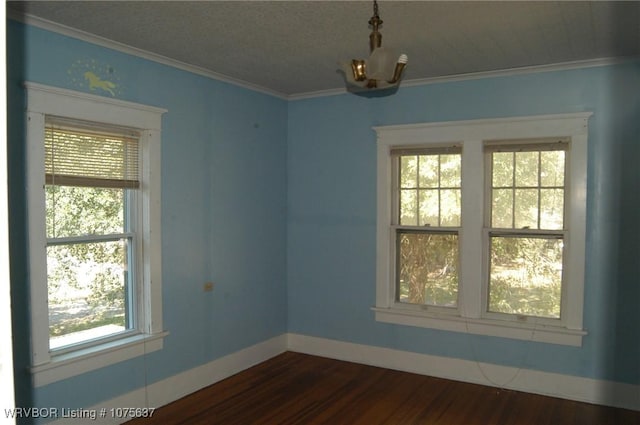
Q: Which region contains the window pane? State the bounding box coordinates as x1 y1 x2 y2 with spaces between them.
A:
492 188 513 228
492 152 513 187
440 189 461 226
540 151 565 187
540 189 564 230
515 151 539 187
400 189 418 225
488 236 562 319
400 156 418 188
440 154 461 187
491 146 567 230
48 239 132 349
514 189 538 229
418 189 438 227
46 186 124 238
397 232 458 307
418 155 439 188
399 152 461 228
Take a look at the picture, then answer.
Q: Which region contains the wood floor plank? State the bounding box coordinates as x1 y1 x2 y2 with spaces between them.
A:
126 352 640 425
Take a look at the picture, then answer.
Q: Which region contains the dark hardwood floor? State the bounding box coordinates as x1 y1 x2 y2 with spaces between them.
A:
127 352 639 425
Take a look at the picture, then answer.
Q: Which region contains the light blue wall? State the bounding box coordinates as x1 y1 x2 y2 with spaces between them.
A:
7 20 288 421
7 17 640 423
287 62 640 385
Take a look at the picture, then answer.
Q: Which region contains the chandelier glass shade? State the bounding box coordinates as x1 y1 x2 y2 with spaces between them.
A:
343 0 408 90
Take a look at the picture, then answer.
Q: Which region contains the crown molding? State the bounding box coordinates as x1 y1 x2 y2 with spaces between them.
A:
8 11 289 100
9 10 638 102
288 56 639 100
401 56 639 88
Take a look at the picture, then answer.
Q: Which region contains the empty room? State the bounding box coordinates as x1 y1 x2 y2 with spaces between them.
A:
3 1 639 424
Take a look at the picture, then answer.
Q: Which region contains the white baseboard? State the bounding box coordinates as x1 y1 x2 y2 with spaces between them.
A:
51 334 288 425
50 332 639 424
287 333 640 412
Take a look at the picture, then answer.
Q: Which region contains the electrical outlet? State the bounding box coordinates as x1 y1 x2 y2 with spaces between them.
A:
203 282 215 292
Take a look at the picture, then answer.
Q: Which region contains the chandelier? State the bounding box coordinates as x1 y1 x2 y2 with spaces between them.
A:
343 0 408 90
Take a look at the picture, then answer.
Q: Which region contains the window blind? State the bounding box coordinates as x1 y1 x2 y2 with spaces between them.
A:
484 138 569 153
390 145 462 157
45 121 140 189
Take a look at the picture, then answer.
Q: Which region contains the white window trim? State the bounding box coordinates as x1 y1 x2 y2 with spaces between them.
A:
373 113 591 347
25 82 168 386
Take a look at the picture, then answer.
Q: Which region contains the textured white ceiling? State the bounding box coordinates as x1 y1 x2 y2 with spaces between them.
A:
8 1 640 96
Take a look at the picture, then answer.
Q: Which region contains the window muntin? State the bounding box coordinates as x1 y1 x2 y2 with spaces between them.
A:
374 114 589 346
485 142 568 320
488 143 566 231
398 152 461 227
394 148 461 308
45 121 140 350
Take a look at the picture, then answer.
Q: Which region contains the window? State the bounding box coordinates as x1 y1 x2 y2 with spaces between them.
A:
45 121 141 350
26 83 168 386
485 142 567 321
374 114 591 346
394 148 461 309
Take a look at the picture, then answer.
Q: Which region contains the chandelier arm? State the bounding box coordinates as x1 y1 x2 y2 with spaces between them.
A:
386 62 406 84
387 55 409 84
351 60 368 82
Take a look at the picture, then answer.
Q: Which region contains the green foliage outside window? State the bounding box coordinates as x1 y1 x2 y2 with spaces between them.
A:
488 148 566 319
398 232 458 307
398 153 460 307
396 146 565 318
46 186 129 339
488 236 563 318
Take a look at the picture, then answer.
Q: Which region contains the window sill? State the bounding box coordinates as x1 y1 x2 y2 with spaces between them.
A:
31 331 169 387
372 307 586 347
